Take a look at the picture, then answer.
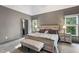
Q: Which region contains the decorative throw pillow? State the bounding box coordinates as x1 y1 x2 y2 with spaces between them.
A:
44 30 48 34
39 29 46 33
48 29 58 34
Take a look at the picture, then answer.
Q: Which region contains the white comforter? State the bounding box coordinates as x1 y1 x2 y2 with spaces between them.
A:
27 33 59 52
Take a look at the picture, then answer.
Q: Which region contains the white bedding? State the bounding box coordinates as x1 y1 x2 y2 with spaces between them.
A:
27 33 59 52
28 33 58 42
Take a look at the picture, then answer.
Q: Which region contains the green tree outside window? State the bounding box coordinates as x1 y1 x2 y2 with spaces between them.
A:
65 16 78 36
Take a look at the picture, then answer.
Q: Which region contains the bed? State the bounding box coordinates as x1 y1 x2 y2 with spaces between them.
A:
25 24 60 53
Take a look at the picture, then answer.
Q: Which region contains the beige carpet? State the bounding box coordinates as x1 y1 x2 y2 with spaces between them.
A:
59 42 79 53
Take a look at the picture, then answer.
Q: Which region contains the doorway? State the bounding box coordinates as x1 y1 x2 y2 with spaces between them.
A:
22 19 28 36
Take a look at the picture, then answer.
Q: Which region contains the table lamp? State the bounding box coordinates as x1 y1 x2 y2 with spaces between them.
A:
63 25 66 34
63 25 66 40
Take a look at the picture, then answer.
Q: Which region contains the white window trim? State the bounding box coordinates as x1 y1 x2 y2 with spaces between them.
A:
65 15 78 36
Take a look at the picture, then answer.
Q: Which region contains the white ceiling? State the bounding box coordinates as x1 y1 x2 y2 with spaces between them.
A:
3 5 77 15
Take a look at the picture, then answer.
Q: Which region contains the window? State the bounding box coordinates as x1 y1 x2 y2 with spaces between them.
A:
32 19 40 32
65 15 78 36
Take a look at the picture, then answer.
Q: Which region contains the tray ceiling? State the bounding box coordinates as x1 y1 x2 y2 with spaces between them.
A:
3 5 77 15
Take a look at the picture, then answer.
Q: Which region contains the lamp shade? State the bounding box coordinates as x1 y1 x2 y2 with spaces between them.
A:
63 25 66 29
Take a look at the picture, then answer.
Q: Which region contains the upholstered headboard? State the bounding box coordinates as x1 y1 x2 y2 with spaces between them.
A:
39 24 60 30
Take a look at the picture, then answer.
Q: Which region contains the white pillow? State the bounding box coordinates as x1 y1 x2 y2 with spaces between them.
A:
44 30 48 34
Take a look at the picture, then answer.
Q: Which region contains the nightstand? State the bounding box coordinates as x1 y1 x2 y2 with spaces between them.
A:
59 33 72 44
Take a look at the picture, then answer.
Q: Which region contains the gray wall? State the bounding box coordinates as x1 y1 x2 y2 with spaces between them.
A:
32 10 64 25
0 6 31 43
38 11 64 25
